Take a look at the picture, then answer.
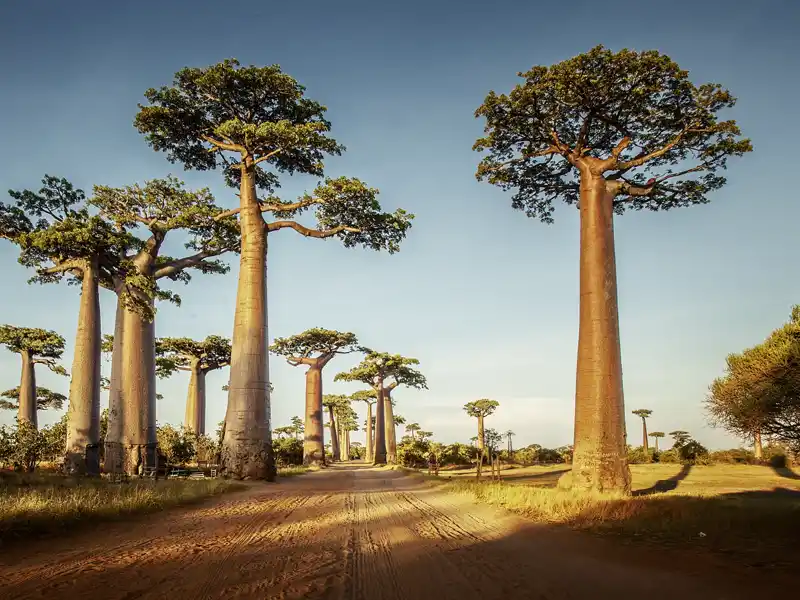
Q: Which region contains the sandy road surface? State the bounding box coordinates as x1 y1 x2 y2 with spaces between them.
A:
0 465 789 599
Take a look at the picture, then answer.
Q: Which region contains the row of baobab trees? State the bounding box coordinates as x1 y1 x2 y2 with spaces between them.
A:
2 43 752 492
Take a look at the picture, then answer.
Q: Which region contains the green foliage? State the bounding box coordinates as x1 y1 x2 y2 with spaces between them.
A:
484 428 502 452
350 389 377 405
627 446 655 464
273 426 296 439
397 438 431 468
335 351 427 391
463 398 499 419
0 325 68 375
289 416 304 438
349 442 365 460
270 328 360 365
439 442 478 466
273 437 303 466
657 448 681 464
0 420 53 471
194 434 219 464
156 424 196 465
155 335 231 377
669 431 691 448
0 387 66 411
632 409 652 420
708 448 757 465
474 45 752 223
679 440 709 463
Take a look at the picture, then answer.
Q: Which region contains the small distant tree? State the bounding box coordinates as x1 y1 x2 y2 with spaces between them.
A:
0 387 66 413
464 399 499 478
505 430 515 456
351 389 377 462
417 430 433 442
270 328 360 465
484 428 503 480
156 424 196 465
406 422 421 440
335 350 427 464
632 409 653 452
155 335 232 435
290 416 304 440
273 426 295 439
0 326 67 429
474 45 751 493
649 431 665 452
322 394 350 462
669 430 691 448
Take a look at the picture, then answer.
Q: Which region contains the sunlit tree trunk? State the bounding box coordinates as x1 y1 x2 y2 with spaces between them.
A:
222 164 274 480
477 414 485 452
345 430 351 461
303 367 324 466
365 402 373 462
384 389 397 464
104 294 125 473
328 406 340 463
653 437 659 453
754 429 763 460
121 293 157 476
373 381 387 465
184 362 206 435
641 418 649 453
65 260 101 475
571 174 631 494
18 350 36 428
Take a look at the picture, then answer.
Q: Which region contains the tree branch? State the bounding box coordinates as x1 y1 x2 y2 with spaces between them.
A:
253 149 282 165
37 259 85 276
266 221 359 238
260 198 318 213
153 249 222 279
213 207 241 221
201 135 246 154
615 126 710 171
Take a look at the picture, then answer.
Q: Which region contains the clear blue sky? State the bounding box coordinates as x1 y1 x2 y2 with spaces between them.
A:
1 0 798 450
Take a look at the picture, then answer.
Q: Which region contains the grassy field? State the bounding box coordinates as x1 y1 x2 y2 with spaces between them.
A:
428 463 800 570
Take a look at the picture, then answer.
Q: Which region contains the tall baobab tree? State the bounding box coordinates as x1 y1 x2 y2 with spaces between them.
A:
505 430 515 456
473 46 751 493
2 175 132 474
136 59 414 480
649 431 665 452
351 389 377 462
632 409 653 452
155 335 232 435
464 399 499 478
406 422 421 441
335 351 427 464
0 387 65 414
322 394 349 462
0 326 67 429
270 328 360 465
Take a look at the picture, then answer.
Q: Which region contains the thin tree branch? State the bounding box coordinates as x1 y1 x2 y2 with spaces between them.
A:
213 207 241 221
153 249 223 279
615 127 711 170
253 149 282 165
266 221 359 238
201 135 246 153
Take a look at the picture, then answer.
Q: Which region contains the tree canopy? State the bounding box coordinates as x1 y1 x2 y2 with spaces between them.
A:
155 335 232 377
464 399 500 419
0 387 66 411
270 328 360 367
350 389 377 404
334 350 427 391
0 326 67 374
473 45 752 222
632 409 652 419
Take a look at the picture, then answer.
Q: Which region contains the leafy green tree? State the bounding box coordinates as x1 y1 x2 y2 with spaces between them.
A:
334 402 360 461
464 399 499 479
0 387 65 412
473 45 752 493
335 351 427 464
91 176 238 475
632 409 653 452
156 424 197 465
322 394 349 462
669 430 691 448
270 328 360 465
417 430 433 442
3 175 132 474
0 326 67 428
351 389 377 462
406 422 421 440
155 335 231 435
289 416 304 440
649 431 665 452
135 59 414 480
273 426 295 439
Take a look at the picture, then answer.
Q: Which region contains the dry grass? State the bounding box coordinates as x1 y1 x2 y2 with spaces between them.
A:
278 465 314 477
0 471 243 541
442 464 800 569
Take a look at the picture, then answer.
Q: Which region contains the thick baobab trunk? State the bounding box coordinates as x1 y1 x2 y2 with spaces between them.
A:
653 437 659 453
328 406 340 463
373 383 387 465
121 295 157 476
338 427 347 461
754 429 763 460
222 165 274 480
184 363 206 435
570 174 631 494
477 414 485 452
303 367 324 466
65 261 101 475
345 430 351 461
641 418 649 453
384 390 397 464
104 295 125 473
18 350 37 428
365 403 373 462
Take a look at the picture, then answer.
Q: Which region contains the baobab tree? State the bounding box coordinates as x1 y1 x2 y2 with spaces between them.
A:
474 46 751 493
290 416 304 440
335 351 427 464
649 431 665 452
92 177 238 475
135 59 414 480
322 394 349 462
632 409 653 452
351 389 377 462
155 335 232 435
464 399 499 478
670 430 691 447
270 328 360 466
406 422 421 440
505 430 515 456
2 175 132 474
0 326 67 428
0 387 65 413
335 403 359 461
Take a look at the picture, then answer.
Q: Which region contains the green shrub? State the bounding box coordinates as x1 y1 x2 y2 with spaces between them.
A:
679 440 709 463
708 449 756 464
627 445 655 464
273 437 303 466
397 439 430 468
658 448 681 464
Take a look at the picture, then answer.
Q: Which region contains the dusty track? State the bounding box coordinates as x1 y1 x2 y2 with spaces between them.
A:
0 465 789 599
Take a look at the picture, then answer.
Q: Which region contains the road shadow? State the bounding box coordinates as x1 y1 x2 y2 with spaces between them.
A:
498 467 571 486
771 465 800 480
634 464 693 496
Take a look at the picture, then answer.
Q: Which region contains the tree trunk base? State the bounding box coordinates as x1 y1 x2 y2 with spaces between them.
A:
64 445 100 476
303 451 325 467
221 439 276 481
123 444 158 476
569 451 631 494
104 442 124 474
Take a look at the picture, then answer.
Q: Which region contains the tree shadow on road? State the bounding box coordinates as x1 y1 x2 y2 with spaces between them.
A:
770 465 800 480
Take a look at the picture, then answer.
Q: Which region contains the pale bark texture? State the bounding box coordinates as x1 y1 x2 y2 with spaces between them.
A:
570 173 631 493
477 414 485 452
104 295 125 473
344 430 351 461
754 430 763 460
384 390 397 464
184 362 207 435
653 437 660 453
303 367 325 466
18 350 37 428
641 418 649 453
121 295 157 476
64 261 102 475
339 428 347 461
373 383 387 465
327 406 339 462
222 166 274 480
365 402 374 462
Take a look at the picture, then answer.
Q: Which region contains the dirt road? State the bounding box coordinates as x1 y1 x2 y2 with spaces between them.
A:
0 465 787 599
